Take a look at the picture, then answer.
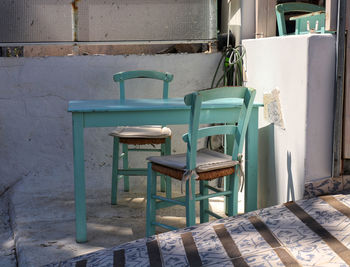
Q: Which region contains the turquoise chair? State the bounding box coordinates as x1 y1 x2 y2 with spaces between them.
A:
146 86 256 236
276 2 325 36
110 70 173 205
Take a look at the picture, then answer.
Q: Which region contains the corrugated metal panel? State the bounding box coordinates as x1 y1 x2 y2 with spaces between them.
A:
76 0 217 41
0 0 73 42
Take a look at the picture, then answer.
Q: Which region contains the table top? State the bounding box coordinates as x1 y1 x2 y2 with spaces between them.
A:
68 98 262 113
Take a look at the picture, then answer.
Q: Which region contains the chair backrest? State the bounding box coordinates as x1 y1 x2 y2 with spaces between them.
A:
182 86 256 170
276 3 325 36
113 70 174 100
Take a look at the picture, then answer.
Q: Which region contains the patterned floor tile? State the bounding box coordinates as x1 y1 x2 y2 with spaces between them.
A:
200 249 284 267
256 203 345 266
244 249 284 267
157 231 189 266
218 213 272 255
298 197 350 243
191 224 230 266
47 192 350 267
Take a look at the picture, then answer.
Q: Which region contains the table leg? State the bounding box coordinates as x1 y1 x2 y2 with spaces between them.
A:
72 113 87 243
245 107 258 212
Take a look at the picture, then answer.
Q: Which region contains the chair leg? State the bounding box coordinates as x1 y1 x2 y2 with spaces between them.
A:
146 162 157 237
160 138 172 198
200 180 209 223
160 143 166 193
165 137 172 198
111 137 120 205
122 143 130 192
227 173 239 216
186 177 196 227
225 175 229 215
232 173 239 216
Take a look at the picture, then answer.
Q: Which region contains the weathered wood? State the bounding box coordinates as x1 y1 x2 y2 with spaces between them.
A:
256 0 266 38
333 0 347 176
326 0 338 31
343 0 350 159
255 0 277 38
266 0 277 37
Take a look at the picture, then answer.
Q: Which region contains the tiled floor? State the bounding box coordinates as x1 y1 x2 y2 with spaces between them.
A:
45 192 350 267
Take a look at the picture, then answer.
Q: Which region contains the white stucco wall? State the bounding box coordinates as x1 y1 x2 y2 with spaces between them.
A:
0 53 222 195
243 34 335 208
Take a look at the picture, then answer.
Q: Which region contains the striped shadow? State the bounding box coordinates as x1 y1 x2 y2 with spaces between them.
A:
75 259 87 267
212 224 249 266
146 239 162 267
285 201 350 265
320 195 350 218
249 216 301 267
181 232 203 267
113 249 125 267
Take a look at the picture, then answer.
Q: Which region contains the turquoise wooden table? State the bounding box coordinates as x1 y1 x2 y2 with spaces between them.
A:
68 98 261 243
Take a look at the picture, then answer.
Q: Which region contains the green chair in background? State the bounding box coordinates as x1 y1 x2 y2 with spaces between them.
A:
110 70 173 205
276 2 325 36
146 86 256 236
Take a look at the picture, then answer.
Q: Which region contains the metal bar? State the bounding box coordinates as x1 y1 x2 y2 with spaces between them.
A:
0 40 214 47
333 0 347 177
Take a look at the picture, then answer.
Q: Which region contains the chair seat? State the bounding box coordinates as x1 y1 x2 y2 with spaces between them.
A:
110 126 172 138
151 163 235 181
148 148 238 174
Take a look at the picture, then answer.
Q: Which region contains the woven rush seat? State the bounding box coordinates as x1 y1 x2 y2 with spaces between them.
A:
110 126 171 145
148 148 236 181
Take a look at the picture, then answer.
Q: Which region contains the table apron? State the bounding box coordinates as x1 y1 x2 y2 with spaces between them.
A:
79 108 244 128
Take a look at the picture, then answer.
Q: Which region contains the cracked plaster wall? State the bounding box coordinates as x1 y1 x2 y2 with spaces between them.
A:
0 53 222 195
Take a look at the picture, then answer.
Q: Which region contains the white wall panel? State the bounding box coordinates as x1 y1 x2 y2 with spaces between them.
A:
243 34 335 208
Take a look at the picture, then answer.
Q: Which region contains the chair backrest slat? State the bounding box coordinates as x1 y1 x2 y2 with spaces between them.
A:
183 86 256 170
182 125 237 143
113 70 174 100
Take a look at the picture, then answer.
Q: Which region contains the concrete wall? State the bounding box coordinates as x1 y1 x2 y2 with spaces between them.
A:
0 53 222 195
221 0 255 45
243 34 336 208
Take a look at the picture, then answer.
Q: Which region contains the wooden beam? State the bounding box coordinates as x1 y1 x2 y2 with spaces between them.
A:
343 0 350 159
255 0 277 38
333 0 347 176
326 0 338 31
